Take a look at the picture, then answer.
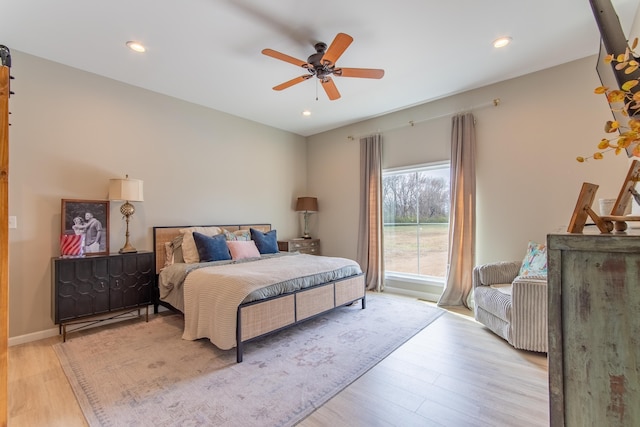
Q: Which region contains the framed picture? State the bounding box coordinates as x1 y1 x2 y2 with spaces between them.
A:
61 199 110 256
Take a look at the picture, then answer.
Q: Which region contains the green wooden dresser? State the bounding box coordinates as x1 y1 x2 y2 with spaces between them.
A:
547 231 640 426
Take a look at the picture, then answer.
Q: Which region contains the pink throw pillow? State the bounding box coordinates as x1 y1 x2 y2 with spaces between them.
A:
227 240 261 260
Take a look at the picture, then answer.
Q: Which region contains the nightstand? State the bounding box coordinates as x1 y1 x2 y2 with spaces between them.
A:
278 238 320 255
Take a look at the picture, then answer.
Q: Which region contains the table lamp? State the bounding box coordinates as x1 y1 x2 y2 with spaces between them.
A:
109 175 144 253
295 197 318 239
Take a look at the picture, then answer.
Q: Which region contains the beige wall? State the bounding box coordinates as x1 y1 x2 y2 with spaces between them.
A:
9 28 639 339
8 51 307 339
307 55 630 266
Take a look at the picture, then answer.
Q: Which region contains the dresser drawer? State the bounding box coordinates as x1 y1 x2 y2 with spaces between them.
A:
278 239 321 255
290 240 317 249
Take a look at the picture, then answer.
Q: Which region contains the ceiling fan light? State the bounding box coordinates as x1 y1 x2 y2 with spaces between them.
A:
493 37 512 48
126 41 146 53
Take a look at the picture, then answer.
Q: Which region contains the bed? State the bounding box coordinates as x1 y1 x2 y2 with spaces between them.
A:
153 224 365 362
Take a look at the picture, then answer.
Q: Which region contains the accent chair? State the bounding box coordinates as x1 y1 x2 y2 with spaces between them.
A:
472 259 548 353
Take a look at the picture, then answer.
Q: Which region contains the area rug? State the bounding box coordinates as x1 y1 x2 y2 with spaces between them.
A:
54 292 443 427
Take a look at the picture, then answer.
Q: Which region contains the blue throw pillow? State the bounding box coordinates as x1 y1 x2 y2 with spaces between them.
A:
250 228 279 254
192 232 231 262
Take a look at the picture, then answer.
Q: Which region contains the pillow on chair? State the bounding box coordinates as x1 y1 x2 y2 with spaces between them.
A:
519 241 547 276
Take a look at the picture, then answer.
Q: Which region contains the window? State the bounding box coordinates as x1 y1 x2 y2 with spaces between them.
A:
383 162 450 283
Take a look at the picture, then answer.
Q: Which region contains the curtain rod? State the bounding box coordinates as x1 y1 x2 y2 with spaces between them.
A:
346 98 501 141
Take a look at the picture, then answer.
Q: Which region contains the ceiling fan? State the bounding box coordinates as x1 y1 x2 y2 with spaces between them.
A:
262 33 384 101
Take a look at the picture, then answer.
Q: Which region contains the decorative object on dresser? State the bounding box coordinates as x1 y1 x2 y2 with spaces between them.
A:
567 160 640 234
51 251 154 341
278 238 320 255
108 175 144 253
61 199 109 256
295 196 318 238
59 234 85 258
547 232 640 426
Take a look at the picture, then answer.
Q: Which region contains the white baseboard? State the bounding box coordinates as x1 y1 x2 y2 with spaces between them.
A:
9 327 60 347
384 286 441 303
8 304 167 347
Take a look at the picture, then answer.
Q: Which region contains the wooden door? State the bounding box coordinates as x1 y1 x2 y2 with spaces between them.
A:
1 58 11 427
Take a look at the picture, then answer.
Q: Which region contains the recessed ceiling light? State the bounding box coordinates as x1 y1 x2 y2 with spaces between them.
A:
302 110 311 116
126 41 146 53
493 37 512 48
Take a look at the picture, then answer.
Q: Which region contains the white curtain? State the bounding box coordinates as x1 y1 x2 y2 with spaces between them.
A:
438 113 476 308
356 134 384 291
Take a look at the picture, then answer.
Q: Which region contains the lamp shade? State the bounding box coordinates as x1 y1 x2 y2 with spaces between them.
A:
295 197 318 212
109 177 144 202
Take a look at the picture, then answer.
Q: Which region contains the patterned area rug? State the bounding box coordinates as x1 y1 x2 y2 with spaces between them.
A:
54 292 443 427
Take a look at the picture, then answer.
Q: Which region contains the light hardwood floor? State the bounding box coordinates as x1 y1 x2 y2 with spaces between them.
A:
8 301 549 426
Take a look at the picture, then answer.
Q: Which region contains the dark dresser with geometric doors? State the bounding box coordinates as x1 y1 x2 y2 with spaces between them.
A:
51 251 153 340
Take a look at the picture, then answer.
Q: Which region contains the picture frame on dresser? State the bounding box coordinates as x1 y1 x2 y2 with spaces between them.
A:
61 199 109 256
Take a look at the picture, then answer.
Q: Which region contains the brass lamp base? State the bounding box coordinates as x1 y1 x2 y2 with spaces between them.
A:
118 244 138 254
118 201 137 254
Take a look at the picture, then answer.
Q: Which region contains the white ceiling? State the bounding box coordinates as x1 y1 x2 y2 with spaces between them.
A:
1 0 639 136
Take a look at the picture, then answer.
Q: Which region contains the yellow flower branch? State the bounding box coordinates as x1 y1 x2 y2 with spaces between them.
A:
579 37 640 162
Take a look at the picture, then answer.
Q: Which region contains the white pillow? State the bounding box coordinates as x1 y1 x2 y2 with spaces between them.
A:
179 226 222 263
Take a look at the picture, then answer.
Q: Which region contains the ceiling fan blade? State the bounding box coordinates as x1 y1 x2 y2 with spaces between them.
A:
272 75 312 91
335 67 385 79
321 33 353 66
262 48 308 68
321 77 341 100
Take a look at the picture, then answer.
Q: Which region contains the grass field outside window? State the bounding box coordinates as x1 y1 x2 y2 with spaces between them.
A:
384 223 449 278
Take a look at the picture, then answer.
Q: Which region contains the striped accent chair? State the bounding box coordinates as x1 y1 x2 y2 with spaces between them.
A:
472 261 548 353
